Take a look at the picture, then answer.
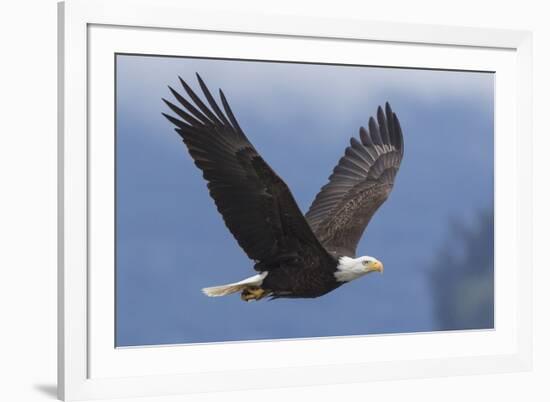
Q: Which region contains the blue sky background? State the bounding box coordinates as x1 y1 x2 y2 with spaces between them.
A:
115 55 494 347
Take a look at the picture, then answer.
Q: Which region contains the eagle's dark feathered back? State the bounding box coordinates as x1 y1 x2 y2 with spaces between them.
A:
305 103 404 257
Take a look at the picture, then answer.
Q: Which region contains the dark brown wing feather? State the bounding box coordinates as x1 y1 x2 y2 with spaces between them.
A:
163 74 331 271
305 103 404 257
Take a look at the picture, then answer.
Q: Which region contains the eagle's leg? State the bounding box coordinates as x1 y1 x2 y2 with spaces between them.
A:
241 286 267 302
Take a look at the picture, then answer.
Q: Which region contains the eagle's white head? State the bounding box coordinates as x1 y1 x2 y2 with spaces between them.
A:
334 256 384 282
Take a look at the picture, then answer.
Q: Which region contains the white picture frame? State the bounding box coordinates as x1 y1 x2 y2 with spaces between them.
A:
58 0 533 400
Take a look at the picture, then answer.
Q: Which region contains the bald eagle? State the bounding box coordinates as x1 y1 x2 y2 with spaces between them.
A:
162 74 404 301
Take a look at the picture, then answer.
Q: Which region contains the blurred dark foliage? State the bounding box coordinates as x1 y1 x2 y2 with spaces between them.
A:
430 209 494 330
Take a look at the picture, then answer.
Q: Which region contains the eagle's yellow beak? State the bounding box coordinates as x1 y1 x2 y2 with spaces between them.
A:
368 260 384 274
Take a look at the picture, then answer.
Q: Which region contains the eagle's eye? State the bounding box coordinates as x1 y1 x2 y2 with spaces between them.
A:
362 260 369 266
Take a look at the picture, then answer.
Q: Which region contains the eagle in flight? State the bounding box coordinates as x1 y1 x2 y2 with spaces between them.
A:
162 74 404 301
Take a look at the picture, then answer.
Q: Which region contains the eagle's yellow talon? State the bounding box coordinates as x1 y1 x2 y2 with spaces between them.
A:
241 286 266 301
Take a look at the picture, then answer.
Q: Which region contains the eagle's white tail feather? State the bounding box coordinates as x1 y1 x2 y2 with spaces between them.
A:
202 272 267 297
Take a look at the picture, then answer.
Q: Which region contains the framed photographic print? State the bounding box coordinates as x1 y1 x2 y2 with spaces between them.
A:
58 0 533 400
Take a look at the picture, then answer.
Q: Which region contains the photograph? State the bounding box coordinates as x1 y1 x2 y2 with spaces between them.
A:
115 54 494 347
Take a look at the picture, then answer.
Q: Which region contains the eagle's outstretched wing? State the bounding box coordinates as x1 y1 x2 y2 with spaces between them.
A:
305 103 404 257
162 74 331 270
